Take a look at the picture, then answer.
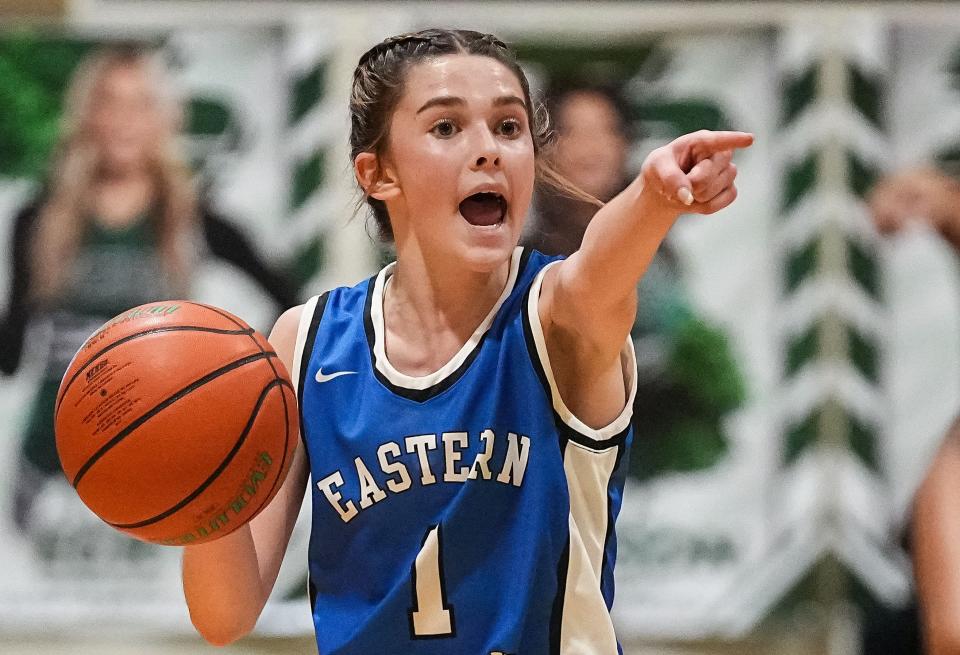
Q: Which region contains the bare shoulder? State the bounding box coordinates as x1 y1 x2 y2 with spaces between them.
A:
269 305 305 340
268 304 306 370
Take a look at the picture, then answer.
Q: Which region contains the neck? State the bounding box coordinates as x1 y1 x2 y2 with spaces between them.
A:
382 241 514 375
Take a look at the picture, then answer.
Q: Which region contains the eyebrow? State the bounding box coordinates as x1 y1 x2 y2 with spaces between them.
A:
415 95 528 115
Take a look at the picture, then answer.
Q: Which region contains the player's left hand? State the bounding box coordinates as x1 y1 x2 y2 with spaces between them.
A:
639 130 754 215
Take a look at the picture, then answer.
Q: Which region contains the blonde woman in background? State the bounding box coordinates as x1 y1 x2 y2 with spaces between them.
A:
0 43 296 537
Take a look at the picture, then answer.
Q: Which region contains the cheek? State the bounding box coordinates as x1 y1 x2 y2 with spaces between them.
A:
399 143 459 197
508 145 536 192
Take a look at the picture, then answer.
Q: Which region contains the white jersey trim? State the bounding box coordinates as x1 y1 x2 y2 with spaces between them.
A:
526 261 638 441
369 246 524 391
291 294 321 398
561 442 621 653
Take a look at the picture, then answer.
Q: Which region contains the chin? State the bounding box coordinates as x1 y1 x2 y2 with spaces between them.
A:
456 224 519 273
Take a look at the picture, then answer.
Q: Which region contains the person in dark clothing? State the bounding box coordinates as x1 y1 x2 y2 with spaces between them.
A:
0 202 297 377
0 43 297 535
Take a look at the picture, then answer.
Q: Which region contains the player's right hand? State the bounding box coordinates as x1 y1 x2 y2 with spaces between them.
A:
639 129 754 216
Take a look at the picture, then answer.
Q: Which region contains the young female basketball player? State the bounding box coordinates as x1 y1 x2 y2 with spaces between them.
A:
181 29 752 653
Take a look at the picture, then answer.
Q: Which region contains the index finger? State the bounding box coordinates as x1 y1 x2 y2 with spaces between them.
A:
681 131 754 158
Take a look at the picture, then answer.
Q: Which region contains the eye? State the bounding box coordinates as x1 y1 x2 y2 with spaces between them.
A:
496 118 523 138
430 119 459 138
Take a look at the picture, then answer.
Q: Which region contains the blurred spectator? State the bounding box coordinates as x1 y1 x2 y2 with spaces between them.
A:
525 85 634 254
0 43 297 536
870 168 960 654
523 83 744 482
869 168 960 250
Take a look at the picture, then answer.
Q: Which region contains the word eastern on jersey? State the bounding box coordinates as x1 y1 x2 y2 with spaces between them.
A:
316 429 532 523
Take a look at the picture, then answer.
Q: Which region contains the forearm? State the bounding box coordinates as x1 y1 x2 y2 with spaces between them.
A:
181 440 308 645
182 524 267 645
567 177 679 311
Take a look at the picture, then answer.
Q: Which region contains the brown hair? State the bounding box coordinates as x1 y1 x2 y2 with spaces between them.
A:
349 28 599 242
31 43 197 304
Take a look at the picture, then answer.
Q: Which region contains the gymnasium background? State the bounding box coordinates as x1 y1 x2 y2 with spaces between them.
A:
1 2 959 654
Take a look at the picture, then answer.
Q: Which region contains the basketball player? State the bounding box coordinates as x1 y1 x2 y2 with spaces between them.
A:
181 29 752 654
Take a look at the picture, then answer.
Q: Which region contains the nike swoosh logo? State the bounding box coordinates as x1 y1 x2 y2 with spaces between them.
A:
315 368 358 383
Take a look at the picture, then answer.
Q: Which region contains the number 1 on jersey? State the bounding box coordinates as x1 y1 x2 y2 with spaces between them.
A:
409 524 455 638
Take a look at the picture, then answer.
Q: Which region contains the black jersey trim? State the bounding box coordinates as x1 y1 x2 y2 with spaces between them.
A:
522 281 553 402
521 261 638 446
306 574 318 616
548 536 571 655
368 342 485 402
363 247 530 403
296 292 329 450
523 277 628 452
517 245 533 278
556 418 630 452
601 441 629 611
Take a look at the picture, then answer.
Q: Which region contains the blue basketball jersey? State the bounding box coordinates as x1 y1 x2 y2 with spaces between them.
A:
292 247 637 655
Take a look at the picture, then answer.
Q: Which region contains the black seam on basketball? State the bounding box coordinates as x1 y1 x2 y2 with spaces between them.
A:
190 301 288 384
203 303 285 379
71 351 277 488
107 378 292 530
55 325 255 417
251 382 295 522
182 301 246 327
194 303 296 500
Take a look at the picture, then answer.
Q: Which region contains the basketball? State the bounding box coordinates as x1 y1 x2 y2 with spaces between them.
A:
54 301 299 546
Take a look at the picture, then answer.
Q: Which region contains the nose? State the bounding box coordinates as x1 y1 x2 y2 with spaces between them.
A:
469 128 501 171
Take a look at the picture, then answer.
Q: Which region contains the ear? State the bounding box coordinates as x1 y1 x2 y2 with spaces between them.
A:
354 151 401 202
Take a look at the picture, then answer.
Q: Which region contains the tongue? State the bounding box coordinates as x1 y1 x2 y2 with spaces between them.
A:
459 194 503 226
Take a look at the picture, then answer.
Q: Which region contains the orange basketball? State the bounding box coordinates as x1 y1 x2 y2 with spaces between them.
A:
54 301 299 546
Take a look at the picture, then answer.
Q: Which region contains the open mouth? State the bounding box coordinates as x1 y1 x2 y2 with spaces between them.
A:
458 192 507 227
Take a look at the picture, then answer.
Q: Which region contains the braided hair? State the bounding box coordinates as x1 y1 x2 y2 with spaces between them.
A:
350 28 593 242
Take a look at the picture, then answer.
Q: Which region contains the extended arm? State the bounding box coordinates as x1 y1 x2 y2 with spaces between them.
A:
539 130 753 426
181 304 309 646
201 207 300 310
